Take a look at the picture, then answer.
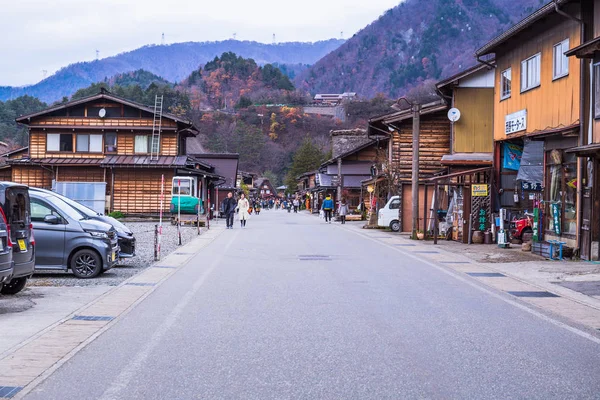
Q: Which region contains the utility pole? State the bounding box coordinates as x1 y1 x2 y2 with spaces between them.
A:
411 103 421 239
95 50 99 61
161 33 165 45
337 158 343 205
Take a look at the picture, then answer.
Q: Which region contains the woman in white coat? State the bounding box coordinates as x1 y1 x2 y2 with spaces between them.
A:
236 193 250 228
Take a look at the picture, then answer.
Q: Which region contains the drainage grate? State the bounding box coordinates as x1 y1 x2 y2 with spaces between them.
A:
72 315 114 322
413 251 440 254
441 261 471 264
394 244 416 247
125 282 156 287
467 272 506 278
507 291 560 298
298 255 331 261
0 386 22 399
153 265 177 269
174 252 193 255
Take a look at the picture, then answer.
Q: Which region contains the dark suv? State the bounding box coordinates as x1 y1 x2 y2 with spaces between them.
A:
0 183 35 294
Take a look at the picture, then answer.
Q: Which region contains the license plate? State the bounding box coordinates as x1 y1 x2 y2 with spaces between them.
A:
17 239 26 252
112 252 116 262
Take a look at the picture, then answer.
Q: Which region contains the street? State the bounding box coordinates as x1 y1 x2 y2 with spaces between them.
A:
22 210 600 400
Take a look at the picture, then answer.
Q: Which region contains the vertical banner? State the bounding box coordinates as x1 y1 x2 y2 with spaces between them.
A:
503 143 523 171
551 203 561 235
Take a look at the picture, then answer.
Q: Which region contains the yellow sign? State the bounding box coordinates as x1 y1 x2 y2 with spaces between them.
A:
471 184 488 197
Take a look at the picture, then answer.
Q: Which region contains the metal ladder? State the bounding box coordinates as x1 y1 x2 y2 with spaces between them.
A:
150 95 163 161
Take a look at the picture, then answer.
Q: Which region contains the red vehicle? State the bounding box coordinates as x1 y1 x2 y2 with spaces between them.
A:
509 212 534 241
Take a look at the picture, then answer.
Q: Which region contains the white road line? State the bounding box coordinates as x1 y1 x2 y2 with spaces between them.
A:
345 227 600 346
99 230 239 400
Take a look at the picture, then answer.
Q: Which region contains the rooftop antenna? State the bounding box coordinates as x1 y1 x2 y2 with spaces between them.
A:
161 32 165 45
233 33 237 40
42 70 48 79
272 33 276 44
95 50 99 61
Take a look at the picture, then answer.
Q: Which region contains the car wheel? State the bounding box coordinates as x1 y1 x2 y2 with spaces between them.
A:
390 220 401 232
70 249 102 279
1 277 28 295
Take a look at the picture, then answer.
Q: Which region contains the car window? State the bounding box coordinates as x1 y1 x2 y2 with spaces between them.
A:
389 200 400 210
46 196 87 221
31 198 63 223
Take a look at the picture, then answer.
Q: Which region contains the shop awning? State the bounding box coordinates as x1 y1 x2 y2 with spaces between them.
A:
427 167 491 183
441 153 493 166
565 36 600 59
565 143 600 156
516 139 544 184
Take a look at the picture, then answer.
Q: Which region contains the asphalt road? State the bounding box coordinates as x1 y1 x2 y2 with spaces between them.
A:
24 210 600 399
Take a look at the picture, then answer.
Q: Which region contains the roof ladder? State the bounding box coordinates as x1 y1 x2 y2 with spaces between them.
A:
150 95 164 161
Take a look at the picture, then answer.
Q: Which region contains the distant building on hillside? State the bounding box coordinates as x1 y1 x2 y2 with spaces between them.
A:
313 93 357 106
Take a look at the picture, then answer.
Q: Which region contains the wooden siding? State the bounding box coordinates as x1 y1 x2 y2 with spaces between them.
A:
56 167 105 183
401 184 435 233
391 114 451 179
31 116 177 129
30 130 179 158
493 18 581 141
0 168 12 181
453 88 494 153
112 169 174 215
12 165 52 189
595 0 600 37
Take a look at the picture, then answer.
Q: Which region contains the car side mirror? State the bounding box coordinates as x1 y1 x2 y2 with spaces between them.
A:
44 214 60 225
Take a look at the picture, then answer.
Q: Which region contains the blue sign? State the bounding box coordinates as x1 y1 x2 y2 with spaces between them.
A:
503 143 523 171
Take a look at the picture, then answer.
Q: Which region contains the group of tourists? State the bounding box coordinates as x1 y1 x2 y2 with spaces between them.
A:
321 194 349 224
221 193 304 229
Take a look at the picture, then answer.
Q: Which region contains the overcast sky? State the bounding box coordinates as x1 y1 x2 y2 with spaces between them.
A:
0 0 400 87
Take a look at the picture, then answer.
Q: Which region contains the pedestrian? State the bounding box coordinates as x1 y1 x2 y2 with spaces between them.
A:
293 198 299 213
338 197 349 224
236 193 250 228
222 192 237 229
322 194 334 224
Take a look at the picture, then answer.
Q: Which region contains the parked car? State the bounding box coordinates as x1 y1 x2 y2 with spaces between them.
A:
29 190 119 278
29 188 135 258
0 182 35 295
378 196 401 232
0 203 14 292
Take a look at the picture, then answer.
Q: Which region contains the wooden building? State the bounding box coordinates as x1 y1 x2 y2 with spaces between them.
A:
565 0 600 259
12 90 223 215
476 0 583 249
254 178 276 199
369 100 451 233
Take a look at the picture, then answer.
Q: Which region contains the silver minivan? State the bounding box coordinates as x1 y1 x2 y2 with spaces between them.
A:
29 191 119 278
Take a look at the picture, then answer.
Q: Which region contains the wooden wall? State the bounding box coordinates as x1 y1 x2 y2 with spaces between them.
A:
56 167 105 183
30 130 179 158
112 169 174 214
454 88 494 153
0 168 12 181
32 116 177 129
595 0 600 37
12 166 52 189
401 184 435 233
391 113 451 179
493 18 581 141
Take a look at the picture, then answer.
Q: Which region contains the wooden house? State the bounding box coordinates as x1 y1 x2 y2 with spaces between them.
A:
254 178 276 199
476 0 583 249
369 100 451 233
12 90 223 215
564 0 600 259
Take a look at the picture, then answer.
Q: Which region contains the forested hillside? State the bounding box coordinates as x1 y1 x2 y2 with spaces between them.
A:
0 39 344 103
296 0 546 97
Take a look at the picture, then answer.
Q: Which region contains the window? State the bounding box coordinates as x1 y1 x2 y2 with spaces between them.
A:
47 133 73 152
389 199 401 210
500 68 512 99
553 39 570 79
105 133 117 153
76 134 102 152
546 150 577 236
134 135 149 153
30 198 63 223
595 64 600 119
521 53 541 92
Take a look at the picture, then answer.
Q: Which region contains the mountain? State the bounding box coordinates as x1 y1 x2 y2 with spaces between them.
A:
296 0 546 98
0 39 344 103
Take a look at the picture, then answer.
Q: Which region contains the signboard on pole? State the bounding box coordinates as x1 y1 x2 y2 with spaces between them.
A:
471 184 488 197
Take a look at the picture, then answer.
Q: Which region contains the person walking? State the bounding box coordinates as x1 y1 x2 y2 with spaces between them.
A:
222 192 237 229
322 194 334 224
293 198 299 213
338 198 349 224
236 193 250 228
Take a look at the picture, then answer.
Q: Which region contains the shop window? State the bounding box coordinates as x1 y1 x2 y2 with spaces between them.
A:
521 53 541 92
546 150 577 236
500 68 511 100
553 39 569 80
47 133 73 152
105 132 117 153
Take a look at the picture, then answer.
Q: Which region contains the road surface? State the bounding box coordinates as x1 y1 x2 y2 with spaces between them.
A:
24 210 600 399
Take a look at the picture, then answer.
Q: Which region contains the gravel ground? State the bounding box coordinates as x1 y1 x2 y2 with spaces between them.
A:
29 222 200 287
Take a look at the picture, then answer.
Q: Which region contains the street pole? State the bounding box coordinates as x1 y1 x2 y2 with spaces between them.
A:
411 103 421 239
337 158 342 206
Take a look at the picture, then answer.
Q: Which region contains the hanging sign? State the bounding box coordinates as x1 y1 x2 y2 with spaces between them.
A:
471 184 488 197
551 203 561 235
521 181 542 191
505 109 527 135
503 143 523 171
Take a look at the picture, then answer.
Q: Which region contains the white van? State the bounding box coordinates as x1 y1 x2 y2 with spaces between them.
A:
378 196 401 232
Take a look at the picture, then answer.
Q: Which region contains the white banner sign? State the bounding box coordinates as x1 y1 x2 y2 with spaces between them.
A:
505 109 527 135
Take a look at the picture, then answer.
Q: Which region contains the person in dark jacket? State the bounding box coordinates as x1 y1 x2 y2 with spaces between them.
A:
322 194 334 223
222 192 237 229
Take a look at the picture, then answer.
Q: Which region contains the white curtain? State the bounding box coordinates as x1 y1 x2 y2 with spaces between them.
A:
134 135 148 153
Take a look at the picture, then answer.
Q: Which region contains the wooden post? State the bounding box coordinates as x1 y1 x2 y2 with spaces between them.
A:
411 104 421 239
337 158 342 206
424 183 428 239
433 182 439 245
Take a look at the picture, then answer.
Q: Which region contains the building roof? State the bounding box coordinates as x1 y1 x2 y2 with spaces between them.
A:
8 157 105 166
100 155 188 168
476 0 571 56
441 153 493 166
435 63 495 90
15 89 197 131
565 36 600 58
191 153 239 188
369 99 448 127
